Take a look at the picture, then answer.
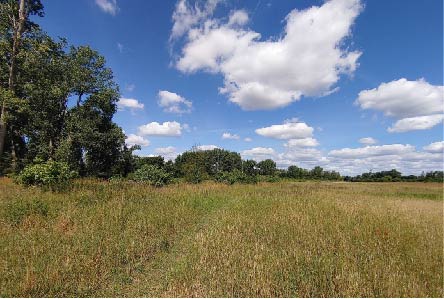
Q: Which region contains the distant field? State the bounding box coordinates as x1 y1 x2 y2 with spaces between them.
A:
0 178 442 297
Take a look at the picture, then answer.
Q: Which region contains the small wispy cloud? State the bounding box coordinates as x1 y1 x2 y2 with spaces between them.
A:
125 83 135 92
222 132 240 140
117 42 124 53
95 0 119 15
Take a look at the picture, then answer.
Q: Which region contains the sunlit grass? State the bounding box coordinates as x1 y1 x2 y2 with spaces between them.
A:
0 178 442 297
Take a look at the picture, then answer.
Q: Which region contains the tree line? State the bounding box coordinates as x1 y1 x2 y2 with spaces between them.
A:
114 147 443 185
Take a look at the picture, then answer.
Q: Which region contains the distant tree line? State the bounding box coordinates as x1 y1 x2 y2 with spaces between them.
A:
115 147 443 185
344 169 444 183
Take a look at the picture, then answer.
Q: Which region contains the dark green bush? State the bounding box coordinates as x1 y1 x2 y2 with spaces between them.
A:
130 164 171 187
262 175 281 183
182 162 209 184
215 169 258 185
17 160 76 191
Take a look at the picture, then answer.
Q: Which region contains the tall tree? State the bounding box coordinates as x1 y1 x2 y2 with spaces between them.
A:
0 0 43 163
56 46 125 177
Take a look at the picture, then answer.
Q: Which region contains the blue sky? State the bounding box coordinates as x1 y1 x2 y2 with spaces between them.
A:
36 0 443 175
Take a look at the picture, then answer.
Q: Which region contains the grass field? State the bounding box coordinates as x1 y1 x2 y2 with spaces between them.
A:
0 178 442 297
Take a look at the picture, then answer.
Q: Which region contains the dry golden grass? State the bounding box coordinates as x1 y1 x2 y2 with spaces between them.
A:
0 178 442 297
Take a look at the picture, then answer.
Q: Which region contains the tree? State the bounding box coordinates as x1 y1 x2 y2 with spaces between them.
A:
257 159 276 175
310 166 324 179
135 155 165 170
287 165 306 179
242 159 257 176
20 34 70 162
204 148 242 175
0 0 44 161
0 2 129 177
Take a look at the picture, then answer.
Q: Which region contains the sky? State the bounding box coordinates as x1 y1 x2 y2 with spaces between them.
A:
36 0 443 175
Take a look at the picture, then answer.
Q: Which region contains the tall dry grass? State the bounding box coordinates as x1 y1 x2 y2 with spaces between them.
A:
0 178 442 297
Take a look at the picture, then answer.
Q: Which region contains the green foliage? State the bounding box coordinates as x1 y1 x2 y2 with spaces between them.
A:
130 164 171 187
263 175 281 183
17 160 75 191
286 165 308 179
257 159 276 175
242 159 257 176
214 169 258 185
182 161 209 184
134 155 165 170
175 148 242 178
0 2 127 178
423 171 444 182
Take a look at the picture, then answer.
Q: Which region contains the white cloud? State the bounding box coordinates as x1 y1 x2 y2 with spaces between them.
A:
170 0 221 40
222 132 240 140
359 137 377 145
138 121 182 136
125 134 150 147
175 0 363 110
154 146 179 160
242 143 443 175
356 78 443 118
356 78 444 132
158 90 192 114
244 137 252 142
284 138 319 148
277 148 325 167
255 119 313 139
328 144 415 159
117 98 144 110
423 141 444 153
242 147 276 157
326 145 443 175
387 114 444 133
197 144 219 151
228 10 249 26
95 0 119 15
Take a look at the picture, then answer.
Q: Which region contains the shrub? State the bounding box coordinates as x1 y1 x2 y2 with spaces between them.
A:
131 164 171 187
17 160 75 191
262 175 281 183
182 162 209 184
215 169 258 185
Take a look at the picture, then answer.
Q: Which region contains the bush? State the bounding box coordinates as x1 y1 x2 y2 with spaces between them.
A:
130 164 171 187
262 175 281 183
215 169 258 185
182 162 209 184
17 160 76 191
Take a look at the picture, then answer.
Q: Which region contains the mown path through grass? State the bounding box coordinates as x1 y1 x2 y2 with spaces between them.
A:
1 179 442 297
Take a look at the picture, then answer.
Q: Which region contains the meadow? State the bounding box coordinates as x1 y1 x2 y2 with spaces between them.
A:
0 178 442 297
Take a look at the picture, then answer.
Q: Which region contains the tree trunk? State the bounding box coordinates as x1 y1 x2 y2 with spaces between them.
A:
10 137 17 172
48 138 54 160
0 0 26 158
